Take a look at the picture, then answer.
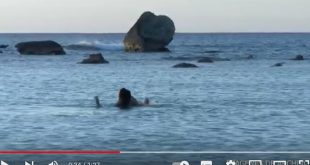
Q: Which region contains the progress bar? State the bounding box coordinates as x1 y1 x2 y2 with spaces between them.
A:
0 150 120 155
1 151 310 155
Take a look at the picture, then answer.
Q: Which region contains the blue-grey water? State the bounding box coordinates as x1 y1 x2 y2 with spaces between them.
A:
0 33 310 164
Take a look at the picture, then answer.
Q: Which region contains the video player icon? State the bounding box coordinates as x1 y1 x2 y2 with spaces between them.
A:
49 161 59 165
25 161 34 165
180 161 190 165
1 161 8 165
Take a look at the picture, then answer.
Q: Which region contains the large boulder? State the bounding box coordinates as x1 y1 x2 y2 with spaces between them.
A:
15 40 65 55
80 53 109 64
173 63 198 68
123 11 175 52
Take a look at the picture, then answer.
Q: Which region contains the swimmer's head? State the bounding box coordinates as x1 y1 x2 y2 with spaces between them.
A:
118 88 131 108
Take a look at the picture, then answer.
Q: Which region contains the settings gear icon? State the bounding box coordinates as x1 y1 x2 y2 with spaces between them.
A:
226 160 236 165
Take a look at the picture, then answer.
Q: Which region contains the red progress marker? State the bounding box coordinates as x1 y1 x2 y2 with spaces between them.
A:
0 150 121 155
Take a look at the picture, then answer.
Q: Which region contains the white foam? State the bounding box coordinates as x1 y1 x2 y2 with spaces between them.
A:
76 40 123 51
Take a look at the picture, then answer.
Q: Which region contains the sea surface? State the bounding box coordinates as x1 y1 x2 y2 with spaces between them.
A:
0 33 310 163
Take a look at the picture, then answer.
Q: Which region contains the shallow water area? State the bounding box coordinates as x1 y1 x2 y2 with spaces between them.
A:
0 33 310 153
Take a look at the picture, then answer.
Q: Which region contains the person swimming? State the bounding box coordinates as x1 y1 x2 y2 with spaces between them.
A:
116 88 149 108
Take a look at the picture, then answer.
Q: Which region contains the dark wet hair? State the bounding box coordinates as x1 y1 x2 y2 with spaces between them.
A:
118 88 132 108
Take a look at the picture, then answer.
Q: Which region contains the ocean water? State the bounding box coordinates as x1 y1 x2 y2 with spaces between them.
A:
0 33 310 163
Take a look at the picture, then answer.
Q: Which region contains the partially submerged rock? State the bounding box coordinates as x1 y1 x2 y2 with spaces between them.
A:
173 63 198 68
198 57 214 63
272 62 285 67
291 55 304 61
15 40 65 55
0 45 9 49
204 50 222 54
80 53 109 64
124 11 175 52
0 50 2 53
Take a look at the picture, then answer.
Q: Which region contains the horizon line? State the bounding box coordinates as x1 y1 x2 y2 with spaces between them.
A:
1 32 310 34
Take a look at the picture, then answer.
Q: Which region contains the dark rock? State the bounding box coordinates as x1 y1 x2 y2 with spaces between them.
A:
204 50 222 54
0 45 9 49
0 50 2 53
123 11 175 52
291 55 304 60
272 62 285 67
198 57 214 63
65 44 101 51
15 40 65 55
173 63 198 68
80 53 109 64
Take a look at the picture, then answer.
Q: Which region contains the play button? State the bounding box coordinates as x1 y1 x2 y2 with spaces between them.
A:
1 161 8 165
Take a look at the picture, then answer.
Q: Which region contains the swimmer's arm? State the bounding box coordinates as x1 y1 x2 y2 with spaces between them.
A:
144 98 150 105
130 96 150 106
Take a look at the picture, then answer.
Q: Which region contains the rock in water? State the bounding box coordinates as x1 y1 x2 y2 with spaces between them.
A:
80 53 109 64
291 55 304 60
204 50 222 54
123 11 175 52
0 45 9 49
15 40 65 55
173 63 198 68
272 62 285 67
198 57 214 63
0 50 2 53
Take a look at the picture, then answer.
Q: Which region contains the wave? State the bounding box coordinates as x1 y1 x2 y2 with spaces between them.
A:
64 40 123 51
